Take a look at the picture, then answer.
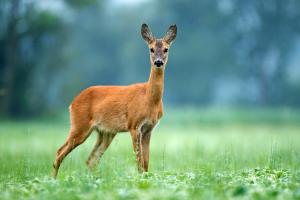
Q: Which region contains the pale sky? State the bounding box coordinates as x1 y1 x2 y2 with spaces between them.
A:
35 0 148 11
112 0 147 5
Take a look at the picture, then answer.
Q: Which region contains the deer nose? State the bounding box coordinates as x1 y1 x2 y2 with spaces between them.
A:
154 60 164 68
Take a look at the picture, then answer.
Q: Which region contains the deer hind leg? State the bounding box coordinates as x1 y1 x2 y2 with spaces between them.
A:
52 126 93 178
87 132 116 171
86 130 103 168
56 141 68 156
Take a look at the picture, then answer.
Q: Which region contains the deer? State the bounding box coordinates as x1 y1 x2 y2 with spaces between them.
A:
52 23 177 178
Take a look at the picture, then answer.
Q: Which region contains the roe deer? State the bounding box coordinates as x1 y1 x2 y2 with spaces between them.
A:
52 23 177 178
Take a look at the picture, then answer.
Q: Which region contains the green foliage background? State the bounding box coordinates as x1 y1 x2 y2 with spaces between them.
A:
1 0 300 118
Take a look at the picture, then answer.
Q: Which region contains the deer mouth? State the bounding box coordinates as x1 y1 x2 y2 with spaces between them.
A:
154 60 164 68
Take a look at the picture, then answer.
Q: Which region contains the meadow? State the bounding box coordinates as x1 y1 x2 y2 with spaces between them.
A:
0 108 300 200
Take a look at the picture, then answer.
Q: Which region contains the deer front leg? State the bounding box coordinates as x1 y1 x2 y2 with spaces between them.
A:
130 129 144 172
140 122 153 172
141 131 151 172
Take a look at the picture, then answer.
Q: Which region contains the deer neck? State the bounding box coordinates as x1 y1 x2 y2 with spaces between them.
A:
147 66 164 105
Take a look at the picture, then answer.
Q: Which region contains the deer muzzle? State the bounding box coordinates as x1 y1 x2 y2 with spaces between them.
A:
154 60 164 68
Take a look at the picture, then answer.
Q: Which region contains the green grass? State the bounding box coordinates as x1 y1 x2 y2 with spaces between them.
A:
1 110 300 199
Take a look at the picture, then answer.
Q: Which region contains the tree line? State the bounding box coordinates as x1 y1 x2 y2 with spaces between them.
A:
0 0 300 118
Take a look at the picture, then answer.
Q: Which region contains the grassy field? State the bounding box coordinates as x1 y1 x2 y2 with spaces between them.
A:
0 109 300 199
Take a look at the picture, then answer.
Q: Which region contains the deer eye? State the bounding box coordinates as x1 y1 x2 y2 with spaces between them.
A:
164 48 168 53
150 48 154 53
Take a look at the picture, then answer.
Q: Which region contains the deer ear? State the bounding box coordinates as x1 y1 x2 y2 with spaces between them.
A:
141 23 154 44
163 24 177 44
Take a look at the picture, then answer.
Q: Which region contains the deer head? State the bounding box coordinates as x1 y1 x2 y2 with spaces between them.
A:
141 24 177 68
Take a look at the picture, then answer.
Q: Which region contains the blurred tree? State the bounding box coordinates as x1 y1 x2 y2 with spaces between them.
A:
65 0 98 8
156 0 237 104
233 0 300 106
1 0 300 119
157 0 300 106
1 0 19 116
0 0 66 117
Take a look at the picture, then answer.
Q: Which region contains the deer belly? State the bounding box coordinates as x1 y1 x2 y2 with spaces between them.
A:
93 113 128 133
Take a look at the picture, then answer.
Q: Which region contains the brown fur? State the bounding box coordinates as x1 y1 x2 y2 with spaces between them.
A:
52 24 177 178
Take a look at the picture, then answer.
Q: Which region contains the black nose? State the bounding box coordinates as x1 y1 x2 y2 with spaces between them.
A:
154 60 164 67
